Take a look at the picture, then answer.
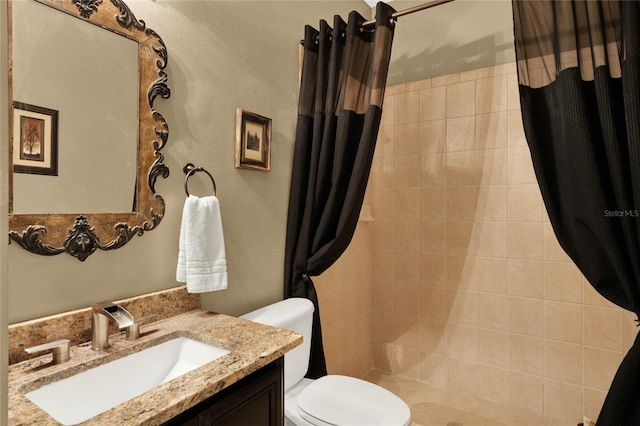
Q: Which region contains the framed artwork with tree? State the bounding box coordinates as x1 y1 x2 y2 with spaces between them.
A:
12 102 58 176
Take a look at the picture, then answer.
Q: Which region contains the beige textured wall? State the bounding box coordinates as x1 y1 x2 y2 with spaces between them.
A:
368 64 638 423
1 0 9 421
386 0 516 85
7 0 369 324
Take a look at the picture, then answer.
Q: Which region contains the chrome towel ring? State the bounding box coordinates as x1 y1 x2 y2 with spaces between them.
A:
183 163 217 197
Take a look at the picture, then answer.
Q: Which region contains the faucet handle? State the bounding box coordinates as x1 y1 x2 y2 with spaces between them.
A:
25 339 71 364
126 314 157 340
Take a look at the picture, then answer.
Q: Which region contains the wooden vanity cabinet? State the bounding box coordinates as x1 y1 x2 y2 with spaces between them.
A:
164 357 284 426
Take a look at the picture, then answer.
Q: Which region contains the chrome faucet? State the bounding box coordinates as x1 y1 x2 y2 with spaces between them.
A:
91 301 134 350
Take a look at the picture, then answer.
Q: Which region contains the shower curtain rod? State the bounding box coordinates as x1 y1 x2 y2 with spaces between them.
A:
361 0 455 29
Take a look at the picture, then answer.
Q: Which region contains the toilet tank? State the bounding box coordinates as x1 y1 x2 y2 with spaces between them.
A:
240 298 314 391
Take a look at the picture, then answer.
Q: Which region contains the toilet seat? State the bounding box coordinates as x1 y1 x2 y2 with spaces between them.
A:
296 375 411 426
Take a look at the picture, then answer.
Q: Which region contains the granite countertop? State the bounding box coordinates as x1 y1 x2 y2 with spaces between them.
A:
8 309 302 425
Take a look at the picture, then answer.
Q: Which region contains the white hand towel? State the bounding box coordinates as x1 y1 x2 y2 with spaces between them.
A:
177 195 228 293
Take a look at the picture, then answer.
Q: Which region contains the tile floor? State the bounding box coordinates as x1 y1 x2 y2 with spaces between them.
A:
364 370 576 426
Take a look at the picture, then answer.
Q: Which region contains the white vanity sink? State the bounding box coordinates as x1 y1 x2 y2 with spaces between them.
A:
24 337 230 425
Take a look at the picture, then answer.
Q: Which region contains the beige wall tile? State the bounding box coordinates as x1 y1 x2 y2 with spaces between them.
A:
372 250 394 282
381 95 394 128
446 323 478 361
394 188 419 220
393 156 419 188
476 112 508 150
584 387 608 422
418 319 447 355
460 66 492 82
476 185 508 221
394 91 419 125
543 222 573 262
544 300 582 344
446 81 476 118
419 187 446 220
388 345 420 379
544 340 582 385
510 334 543 375
508 222 543 260
477 293 508 331
475 256 508 294
394 314 420 349
508 146 537 184
419 154 447 187
419 353 447 388
583 347 623 390
508 259 543 298
543 379 583 422
447 116 476 152
446 151 476 187
419 221 447 254
370 157 394 189
395 221 419 253
509 372 543 413
544 261 582 303
418 86 446 121
507 73 521 111
433 73 460 87
508 184 543 222
395 252 419 284
419 120 446 155
477 329 509 368
476 75 509 114
476 365 508 403
475 221 508 258
386 84 406 96
419 254 447 287
373 310 395 343
393 123 418 157
446 255 476 290
371 220 394 250
509 296 543 337
406 78 432 92
447 186 477 221
372 342 392 372
508 109 527 147
447 290 478 326
395 284 420 317
370 189 394 220
376 126 394 158
419 286 447 321
446 221 476 256
476 148 508 185
373 280 394 312
446 358 476 395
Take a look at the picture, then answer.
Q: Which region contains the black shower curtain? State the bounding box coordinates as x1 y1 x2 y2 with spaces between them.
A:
284 2 396 378
513 1 640 423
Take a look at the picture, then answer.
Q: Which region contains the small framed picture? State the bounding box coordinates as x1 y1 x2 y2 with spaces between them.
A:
12 102 59 176
235 108 271 172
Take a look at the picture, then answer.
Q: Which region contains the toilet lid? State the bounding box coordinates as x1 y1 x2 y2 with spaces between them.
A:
296 375 411 426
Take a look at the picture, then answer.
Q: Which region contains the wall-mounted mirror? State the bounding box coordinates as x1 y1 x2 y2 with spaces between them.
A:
8 0 170 261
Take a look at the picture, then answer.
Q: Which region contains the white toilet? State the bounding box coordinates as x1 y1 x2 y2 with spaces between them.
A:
240 298 411 426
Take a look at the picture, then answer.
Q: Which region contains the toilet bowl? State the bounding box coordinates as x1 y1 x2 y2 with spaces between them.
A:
240 298 411 426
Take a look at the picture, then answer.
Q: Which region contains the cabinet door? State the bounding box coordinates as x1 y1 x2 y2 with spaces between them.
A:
165 357 284 426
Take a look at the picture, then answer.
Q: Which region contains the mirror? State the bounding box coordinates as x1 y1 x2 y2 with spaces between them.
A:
8 0 171 261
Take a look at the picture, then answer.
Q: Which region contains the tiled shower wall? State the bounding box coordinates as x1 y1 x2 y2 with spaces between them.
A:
365 62 639 423
314 221 373 378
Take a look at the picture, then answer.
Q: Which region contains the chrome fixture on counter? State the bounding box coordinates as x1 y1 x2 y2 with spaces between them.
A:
24 339 71 364
91 301 134 350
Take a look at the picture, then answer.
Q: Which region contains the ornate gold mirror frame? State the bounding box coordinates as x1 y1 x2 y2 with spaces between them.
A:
8 0 170 261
